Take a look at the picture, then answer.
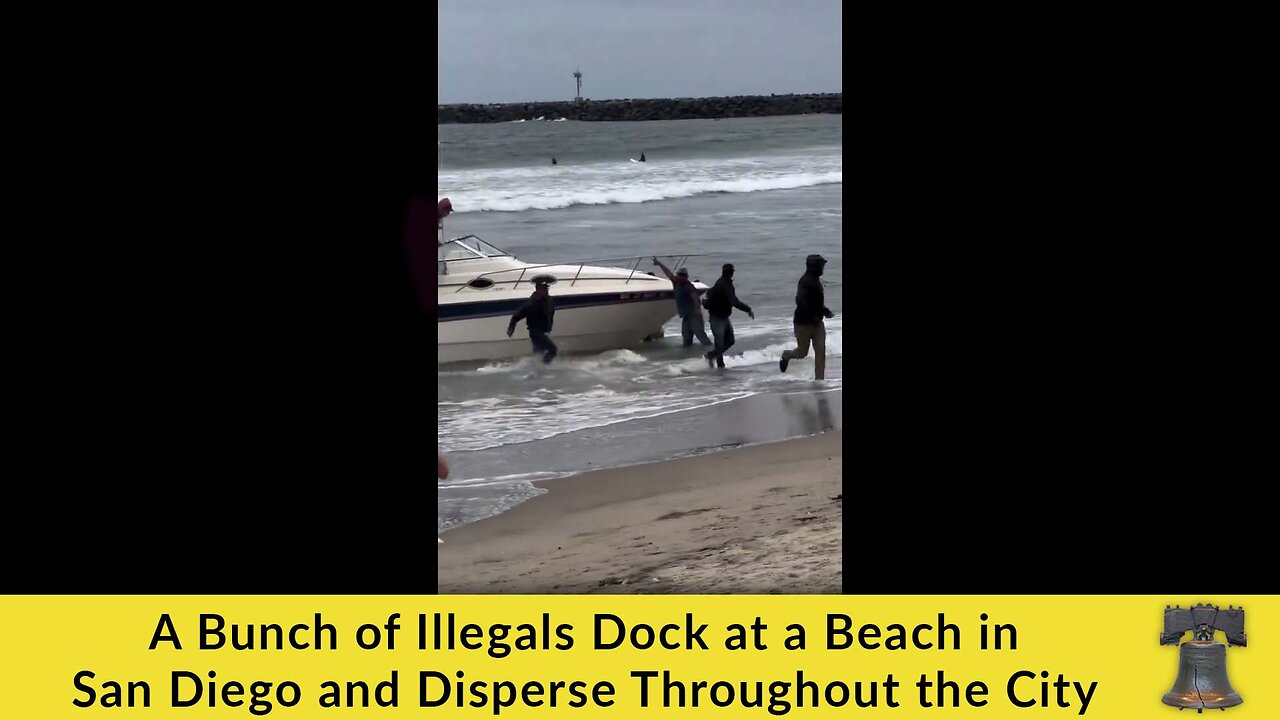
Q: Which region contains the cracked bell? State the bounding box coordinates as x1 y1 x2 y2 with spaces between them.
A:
1160 603 1245 711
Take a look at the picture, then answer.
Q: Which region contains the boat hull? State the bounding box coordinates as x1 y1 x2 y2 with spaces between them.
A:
438 296 680 364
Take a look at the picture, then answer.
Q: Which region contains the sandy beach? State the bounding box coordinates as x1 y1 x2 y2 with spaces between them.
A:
438 430 842 594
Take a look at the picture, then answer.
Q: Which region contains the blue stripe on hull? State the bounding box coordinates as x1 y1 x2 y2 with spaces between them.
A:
438 290 679 322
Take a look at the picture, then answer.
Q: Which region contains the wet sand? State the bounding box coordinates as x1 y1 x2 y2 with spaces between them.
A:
438 430 842 594
439 385 842 532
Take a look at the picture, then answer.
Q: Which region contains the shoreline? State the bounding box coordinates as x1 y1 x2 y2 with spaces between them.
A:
438 430 842 594
438 386 842 533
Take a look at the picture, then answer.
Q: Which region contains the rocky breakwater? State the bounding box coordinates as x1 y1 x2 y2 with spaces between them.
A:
438 93 841 124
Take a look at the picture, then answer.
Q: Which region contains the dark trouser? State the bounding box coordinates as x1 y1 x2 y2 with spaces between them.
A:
706 315 734 367
782 322 826 379
681 314 712 346
530 331 558 362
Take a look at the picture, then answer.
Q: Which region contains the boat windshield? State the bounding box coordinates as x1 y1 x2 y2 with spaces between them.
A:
439 236 511 261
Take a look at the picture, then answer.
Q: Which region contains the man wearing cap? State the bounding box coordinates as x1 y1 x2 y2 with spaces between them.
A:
701 263 754 368
507 279 558 363
653 257 711 348
780 254 835 379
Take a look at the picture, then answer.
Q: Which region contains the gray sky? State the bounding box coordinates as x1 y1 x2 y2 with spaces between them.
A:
438 0 842 104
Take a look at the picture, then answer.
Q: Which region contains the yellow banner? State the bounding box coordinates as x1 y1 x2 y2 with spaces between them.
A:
0 595 1275 718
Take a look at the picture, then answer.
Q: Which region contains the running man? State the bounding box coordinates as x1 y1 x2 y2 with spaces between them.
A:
702 263 753 368
507 279 558 363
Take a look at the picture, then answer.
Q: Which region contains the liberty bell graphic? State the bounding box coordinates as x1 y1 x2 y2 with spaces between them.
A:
1160 603 1245 711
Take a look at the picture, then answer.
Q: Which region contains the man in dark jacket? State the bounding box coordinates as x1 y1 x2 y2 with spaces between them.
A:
507 279 558 363
702 263 754 368
653 257 710 347
779 254 835 379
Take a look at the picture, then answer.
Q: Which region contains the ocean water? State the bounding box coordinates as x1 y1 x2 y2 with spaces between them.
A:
438 114 842 532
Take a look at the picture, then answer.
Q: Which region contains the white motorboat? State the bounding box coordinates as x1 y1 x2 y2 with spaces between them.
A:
438 235 707 364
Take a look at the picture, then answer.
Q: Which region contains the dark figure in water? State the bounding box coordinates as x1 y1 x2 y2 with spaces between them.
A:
552 156 558 165
639 152 646 162
780 254 836 379
701 263 753 368
507 280 558 363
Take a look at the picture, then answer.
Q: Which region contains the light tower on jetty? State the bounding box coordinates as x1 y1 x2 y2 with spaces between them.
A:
573 68 583 103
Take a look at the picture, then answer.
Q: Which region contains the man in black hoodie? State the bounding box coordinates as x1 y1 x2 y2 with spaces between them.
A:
780 255 835 379
702 263 754 368
507 279 558 363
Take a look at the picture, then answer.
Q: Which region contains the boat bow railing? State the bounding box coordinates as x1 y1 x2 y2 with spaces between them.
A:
452 252 706 292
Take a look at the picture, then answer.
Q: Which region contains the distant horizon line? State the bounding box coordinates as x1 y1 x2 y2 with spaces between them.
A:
437 90 842 106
